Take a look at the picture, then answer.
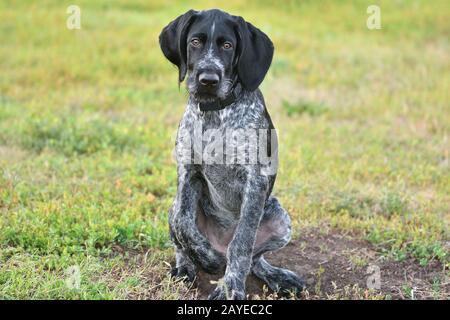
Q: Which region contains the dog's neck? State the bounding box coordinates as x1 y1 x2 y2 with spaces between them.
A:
191 83 243 113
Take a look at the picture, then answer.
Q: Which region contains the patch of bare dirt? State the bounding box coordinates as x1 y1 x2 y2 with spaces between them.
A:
195 229 448 299
108 229 448 299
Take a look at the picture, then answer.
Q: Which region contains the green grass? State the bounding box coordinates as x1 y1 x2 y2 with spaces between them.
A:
0 0 449 299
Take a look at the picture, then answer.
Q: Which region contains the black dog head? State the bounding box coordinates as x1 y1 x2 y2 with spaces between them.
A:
159 9 274 102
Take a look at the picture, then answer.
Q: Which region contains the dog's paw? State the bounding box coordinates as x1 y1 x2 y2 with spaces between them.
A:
208 276 245 300
277 272 306 298
170 264 196 283
265 269 306 298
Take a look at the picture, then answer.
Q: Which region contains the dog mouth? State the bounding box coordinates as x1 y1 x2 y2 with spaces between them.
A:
191 84 229 102
193 91 220 103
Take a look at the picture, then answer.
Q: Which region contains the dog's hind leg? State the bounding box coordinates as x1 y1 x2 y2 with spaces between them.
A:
251 196 306 296
252 256 305 297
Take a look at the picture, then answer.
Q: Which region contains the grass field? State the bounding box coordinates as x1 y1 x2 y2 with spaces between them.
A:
0 0 449 299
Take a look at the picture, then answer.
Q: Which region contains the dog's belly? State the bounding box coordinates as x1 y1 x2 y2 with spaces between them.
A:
197 192 286 256
196 165 281 256
197 166 242 255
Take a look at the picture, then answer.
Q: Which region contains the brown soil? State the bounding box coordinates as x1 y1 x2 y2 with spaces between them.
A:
108 229 448 300
195 229 448 299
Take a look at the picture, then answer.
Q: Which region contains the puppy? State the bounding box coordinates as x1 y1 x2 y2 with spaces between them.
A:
159 9 305 300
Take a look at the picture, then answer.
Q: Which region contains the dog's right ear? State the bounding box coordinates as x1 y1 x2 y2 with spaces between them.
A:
159 10 198 83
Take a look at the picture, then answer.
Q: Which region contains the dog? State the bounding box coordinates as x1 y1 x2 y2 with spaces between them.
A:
159 9 305 300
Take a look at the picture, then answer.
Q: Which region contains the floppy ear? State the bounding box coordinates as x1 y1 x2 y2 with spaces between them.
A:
234 17 274 91
159 10 197 83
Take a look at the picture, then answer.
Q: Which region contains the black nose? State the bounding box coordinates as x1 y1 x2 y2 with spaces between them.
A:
199 73 219 87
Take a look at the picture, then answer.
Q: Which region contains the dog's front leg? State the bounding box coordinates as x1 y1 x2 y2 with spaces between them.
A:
170 165 226 274
209 171 268 300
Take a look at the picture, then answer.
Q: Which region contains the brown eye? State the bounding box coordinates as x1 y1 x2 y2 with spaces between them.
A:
190 38 201 47
223 42 233 49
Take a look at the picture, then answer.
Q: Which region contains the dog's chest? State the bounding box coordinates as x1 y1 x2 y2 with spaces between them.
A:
198 107 253 216
177 97 265 163
176 98 265 220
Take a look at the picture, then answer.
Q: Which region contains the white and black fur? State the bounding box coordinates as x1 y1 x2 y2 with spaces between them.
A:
159 9 305 299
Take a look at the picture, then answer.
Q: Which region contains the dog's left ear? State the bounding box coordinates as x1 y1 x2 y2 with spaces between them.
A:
234 17 274 91
159 10 198 83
